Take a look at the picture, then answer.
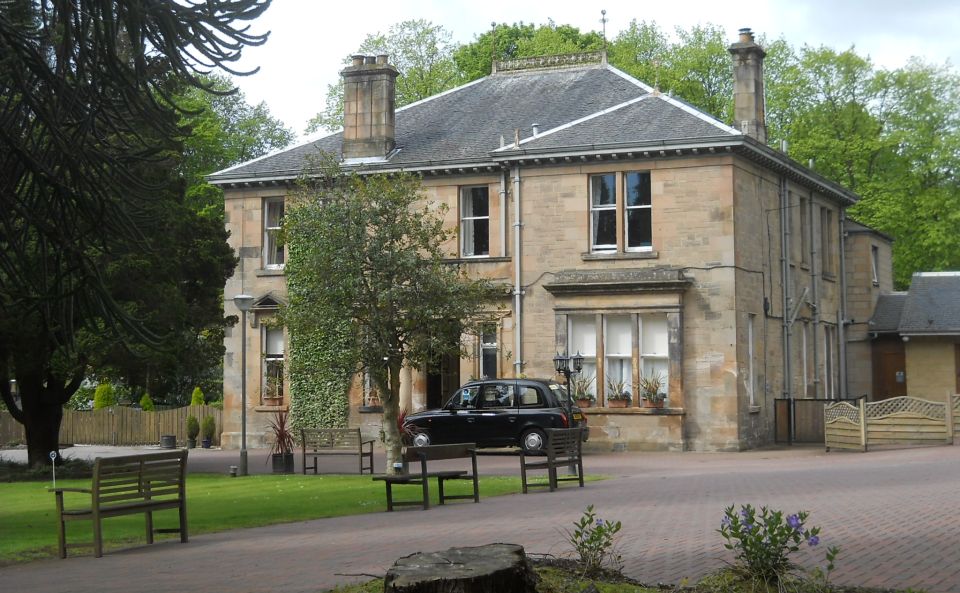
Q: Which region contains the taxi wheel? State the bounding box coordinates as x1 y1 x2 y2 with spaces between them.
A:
521 428 545 455
412 432 431 447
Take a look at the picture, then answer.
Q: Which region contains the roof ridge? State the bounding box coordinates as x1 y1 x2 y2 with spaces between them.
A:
494 95 651 151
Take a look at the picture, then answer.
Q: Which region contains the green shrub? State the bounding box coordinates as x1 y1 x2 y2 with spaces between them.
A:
186 415 200 440
93 383 117 409
565 505 622 576
139 393 155 411
190 386 205 406
719 504 839 585
209 398 223 410
201 416 216 440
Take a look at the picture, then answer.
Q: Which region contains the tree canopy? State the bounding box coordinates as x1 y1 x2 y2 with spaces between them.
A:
0 0 272 465
283 156 499 471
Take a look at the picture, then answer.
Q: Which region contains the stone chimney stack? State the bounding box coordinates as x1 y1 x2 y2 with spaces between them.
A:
341 54 398 160
728 28 767 144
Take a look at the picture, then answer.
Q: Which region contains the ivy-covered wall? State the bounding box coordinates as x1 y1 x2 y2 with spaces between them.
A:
287 323 353 431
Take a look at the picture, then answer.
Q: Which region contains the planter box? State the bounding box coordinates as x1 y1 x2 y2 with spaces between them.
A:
271 452 295 474
159 435 177 449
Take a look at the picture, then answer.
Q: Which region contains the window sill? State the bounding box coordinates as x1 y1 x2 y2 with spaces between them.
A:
581 250 659 262
255 404 287 412
359 405 383 414
581 406 683 415
445 256 511 264
822 272 836 283
749 405 761 414
256 268 285 277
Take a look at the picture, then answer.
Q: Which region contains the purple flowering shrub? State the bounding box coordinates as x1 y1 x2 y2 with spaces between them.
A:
718 504 838 584
565 505 623 575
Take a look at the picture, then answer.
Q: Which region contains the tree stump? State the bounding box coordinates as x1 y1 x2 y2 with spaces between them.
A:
384 543 538 593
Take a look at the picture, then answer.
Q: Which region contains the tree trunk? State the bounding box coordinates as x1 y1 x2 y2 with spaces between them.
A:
4 367 78 467
381 361 404 474
385 544 538 593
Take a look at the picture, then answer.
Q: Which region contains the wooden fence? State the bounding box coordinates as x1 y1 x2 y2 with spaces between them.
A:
0 405 222 448
825 393 959 452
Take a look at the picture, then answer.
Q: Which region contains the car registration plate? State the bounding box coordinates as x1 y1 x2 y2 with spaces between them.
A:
573 413 583 421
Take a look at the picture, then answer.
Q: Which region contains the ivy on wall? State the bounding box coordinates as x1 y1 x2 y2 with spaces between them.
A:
286 323 354 431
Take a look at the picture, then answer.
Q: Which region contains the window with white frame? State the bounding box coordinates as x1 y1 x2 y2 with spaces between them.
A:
263 197 285 268
480 323 498 378
625 172 652 250
589 174 617 251
263 325 285 403
640 314 669 399
460 186 490 257
567 315 597 397
604 315 632 396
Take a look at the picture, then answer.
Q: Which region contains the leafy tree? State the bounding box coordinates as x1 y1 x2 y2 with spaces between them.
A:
0 0 270 466
139 393 155 411
454 21 603 82
283 156 498 471
178 74 294 217
191 387 206 406
306 20 460 134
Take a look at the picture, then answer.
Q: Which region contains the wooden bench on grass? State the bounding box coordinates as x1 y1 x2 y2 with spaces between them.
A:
301 428 374 475
373 443 480 511
520 427 585 493
50 449 188 558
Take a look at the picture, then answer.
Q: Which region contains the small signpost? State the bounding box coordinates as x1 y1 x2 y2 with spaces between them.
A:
49 450 57 488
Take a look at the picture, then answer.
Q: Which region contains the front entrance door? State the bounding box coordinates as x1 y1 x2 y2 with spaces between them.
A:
426 350 460 409
872 336 906 400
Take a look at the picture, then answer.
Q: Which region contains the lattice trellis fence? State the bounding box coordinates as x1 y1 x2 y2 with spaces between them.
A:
825 393 958 452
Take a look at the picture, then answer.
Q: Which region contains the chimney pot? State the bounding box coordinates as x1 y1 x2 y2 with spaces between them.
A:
351 54 364 67
376 54 389 65
738 28 754 43
364 55 376 65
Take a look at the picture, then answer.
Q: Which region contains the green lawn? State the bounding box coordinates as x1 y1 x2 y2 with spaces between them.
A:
0 473 526 563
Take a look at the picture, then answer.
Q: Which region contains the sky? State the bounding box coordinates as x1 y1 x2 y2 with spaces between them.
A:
228 0 960 139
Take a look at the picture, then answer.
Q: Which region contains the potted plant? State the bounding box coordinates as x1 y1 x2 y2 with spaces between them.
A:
200 416 216 448
571 373 595 408
605 377 632 408
185 415 199 449
638 371 666 408
267 410 295 474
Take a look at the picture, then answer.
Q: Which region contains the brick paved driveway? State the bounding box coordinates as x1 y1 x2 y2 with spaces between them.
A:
2 445 958 592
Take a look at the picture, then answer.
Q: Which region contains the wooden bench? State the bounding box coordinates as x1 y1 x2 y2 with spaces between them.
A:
520 427 585 493
373 443 480 511
50 449 188 558
301 428 374 475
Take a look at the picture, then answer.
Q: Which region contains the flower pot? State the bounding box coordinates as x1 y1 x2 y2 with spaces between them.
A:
643 398 665 409
576 399 594 408
159 435 177 449
201 438 212 449
271 452 294 474
186 437 197 449
607 399 629 408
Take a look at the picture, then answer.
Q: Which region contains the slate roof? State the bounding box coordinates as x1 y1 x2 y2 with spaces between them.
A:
898 272 960 335
209 63 739 182
868 293 907 333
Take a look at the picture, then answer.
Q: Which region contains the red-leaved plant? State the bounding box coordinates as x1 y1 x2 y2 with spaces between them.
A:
267 410 295 456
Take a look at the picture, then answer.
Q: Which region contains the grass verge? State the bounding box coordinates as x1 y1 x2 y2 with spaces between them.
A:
0 472 527 564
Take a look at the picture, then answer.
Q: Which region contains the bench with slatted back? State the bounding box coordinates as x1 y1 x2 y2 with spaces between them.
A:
301 428 374 474
50 449 188 558
372 443 479 511
520 427 584 493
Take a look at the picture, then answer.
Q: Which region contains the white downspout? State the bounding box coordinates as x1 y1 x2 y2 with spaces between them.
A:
512 165 523 376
